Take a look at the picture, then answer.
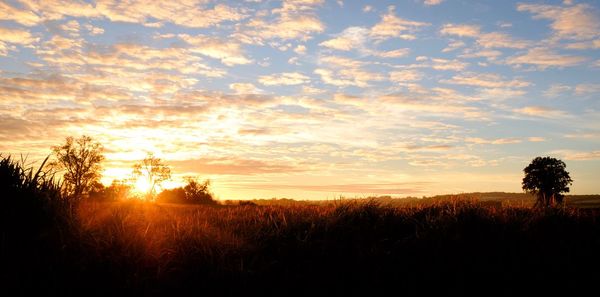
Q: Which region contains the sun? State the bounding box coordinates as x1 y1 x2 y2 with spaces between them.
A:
134 178 152 195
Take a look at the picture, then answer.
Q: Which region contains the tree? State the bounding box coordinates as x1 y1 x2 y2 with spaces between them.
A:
522 156 573 208
132 153 171 200
50 135 104 199
183 177 215 204
155 177 215 205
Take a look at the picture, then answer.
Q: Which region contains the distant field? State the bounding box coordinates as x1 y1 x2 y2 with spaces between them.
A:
233 192 600 208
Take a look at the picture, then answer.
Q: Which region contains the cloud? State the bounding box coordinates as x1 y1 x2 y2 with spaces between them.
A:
389 70 423 82
517 3 600 41
0 1 40 26
442 40 466 52
403 56 468 71
0 26 36 44
320 26 369 51
513 106 568 118
243 0 324 42
233 182 429 195
550 150 600 161
423 0 444 6
258 72 310 86
574 84 600 95
294 44 307 55
369 6 430 41
528 137 545 142
0 26 37 55
506 48 586 69
465 137 522 145
170 157 303 175
442 73 530 88
441 23 530 49
179 34 252 66
440 24 480 37
314 56 384 87
459 49 503 61
476 32 531 49
319 25 410 57
229 83 262 94
17 0 245 28
378 94 486 119
544 84 572 97
372 48 410 58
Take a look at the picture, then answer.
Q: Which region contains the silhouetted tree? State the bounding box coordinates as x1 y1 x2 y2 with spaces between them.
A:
156 177 215 204
50 135 104 199
156 187 186 203
522 156 572 208
132 153 171 200
89 179 132 201
183 177 215 204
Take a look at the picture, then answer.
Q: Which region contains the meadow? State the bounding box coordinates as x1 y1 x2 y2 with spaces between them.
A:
2 156 600 296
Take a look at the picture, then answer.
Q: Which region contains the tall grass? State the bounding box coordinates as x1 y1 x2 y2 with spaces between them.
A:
2 154 600 296
69 199 600 296
0 155 77 295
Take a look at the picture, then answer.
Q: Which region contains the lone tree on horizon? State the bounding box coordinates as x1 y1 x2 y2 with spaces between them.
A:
522 156 572 208
132 152 171 200
50 135 105 199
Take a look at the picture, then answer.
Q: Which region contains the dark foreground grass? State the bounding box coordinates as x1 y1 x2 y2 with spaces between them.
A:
2 157 600 296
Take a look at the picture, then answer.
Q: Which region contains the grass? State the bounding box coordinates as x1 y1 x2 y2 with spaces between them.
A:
2 155 600 296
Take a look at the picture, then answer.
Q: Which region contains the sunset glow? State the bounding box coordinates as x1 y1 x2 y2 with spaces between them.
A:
1 0 599 199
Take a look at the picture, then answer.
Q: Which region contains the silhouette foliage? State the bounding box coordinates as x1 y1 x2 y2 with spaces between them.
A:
522 156 573 207
50 135 104 199
157 177 215 204
132 153 171 200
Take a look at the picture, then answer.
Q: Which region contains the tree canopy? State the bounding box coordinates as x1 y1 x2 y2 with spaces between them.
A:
132 153 171 200
522 156 572 208
50 135 104 199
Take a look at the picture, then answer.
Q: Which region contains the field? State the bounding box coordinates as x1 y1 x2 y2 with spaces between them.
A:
3 156 600 296
5 199 600 296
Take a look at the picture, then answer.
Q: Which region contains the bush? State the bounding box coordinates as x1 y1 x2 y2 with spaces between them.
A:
156 178 216 205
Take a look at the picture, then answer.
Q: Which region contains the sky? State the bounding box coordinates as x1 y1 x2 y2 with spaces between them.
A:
0 0 599 200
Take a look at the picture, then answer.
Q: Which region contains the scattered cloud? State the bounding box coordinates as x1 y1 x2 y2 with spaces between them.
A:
528 137 545 142
1 0 245 28
320 26 369 51
466 137 522 144
389 70 423 82
518 2 600 41
315 56 384 87
258 72 310 86
513 106 568 118
369 6 430 41
442 73 530 88
179 34 252 66
243 0 325 42
423 0 444 6
551 150 600 161
230 83 262 94
544 84 572 97
441 23 530 49
574 83 600 95
506 48 586 69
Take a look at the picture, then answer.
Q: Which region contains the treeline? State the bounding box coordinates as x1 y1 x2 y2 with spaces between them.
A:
89 178 217 205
